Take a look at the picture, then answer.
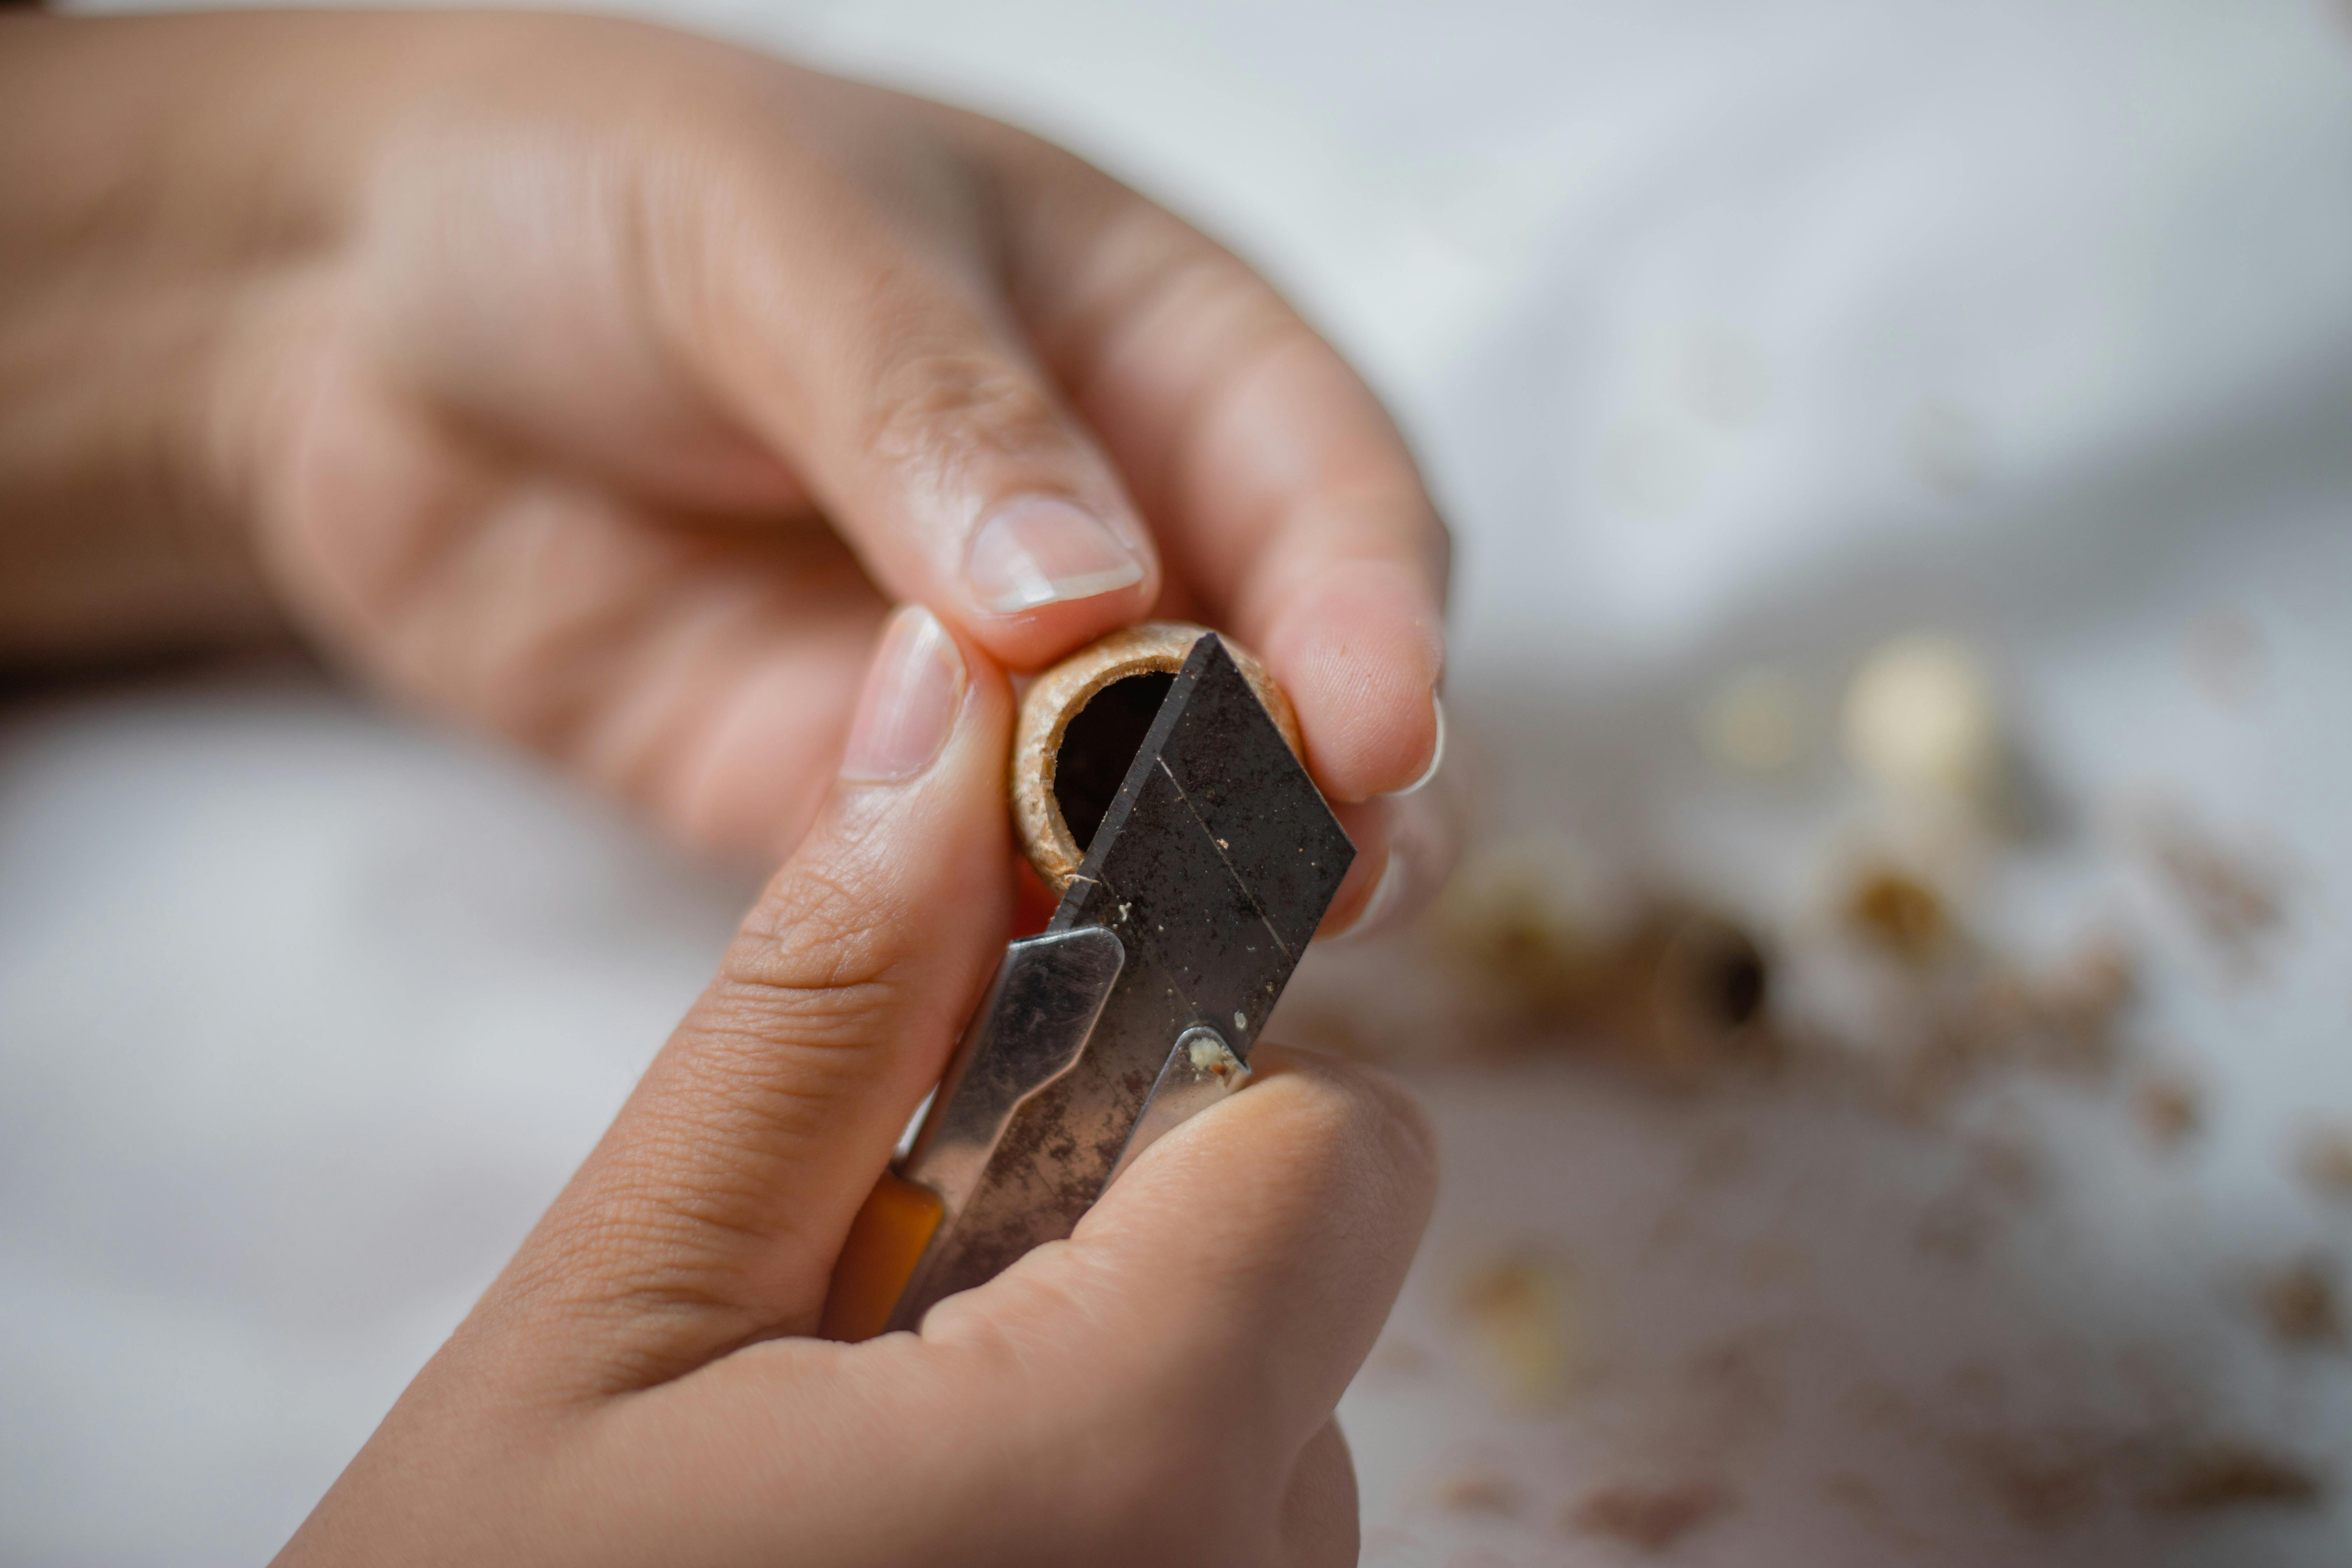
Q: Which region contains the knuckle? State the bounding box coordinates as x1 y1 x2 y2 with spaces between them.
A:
1138 243 1308 374
859 334 1074 476
700 969 895 1052
707 847 909 1046
734 852 891 985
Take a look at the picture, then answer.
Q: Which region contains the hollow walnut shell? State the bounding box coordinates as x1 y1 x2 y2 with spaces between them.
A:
1011 622 1302 892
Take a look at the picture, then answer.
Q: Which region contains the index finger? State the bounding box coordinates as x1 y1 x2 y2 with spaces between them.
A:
981 128 1451 803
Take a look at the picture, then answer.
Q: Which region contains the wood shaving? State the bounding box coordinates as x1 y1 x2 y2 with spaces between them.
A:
2256 1257 2343 1349
2031 936 2135 1065
1961 1431 2106 1531
2131 1070 2202 1149
1456 1252 1594 1409
1676 1331 1788 1458
1698 666 1807 776
1433 1471 1521 1516
1871 932 2140 1116
2294 1127 2352 1203
1842 632 2003 806
1563 1479 1735 1552
1819 1472 1931 1552
2141 814 2281 957
2140 1442 2323 1513
1429 844 1617 1021
1963 1129 2046 1206
1614 912 1773 1082
1434 862 1773 1085
1845 867 1949 964
1914 1192 1997 1267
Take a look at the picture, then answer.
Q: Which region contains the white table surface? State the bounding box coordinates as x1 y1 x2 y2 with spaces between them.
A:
10 1 2352 1562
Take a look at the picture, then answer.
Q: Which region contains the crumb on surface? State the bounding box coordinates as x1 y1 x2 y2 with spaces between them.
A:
2033 936 2135 1052
1698 665 1807 776
1818 1471 1932 1552
1961 1431 2107 1531
1869 930 2140 1115
2131 1070 2202 1149
2295 1127 2352 1203
1563 1479 1735 1551
2140 1442 2324 1513
1432 855 1772 1085
2256 1256 2343 1349
1914 1192 1997 1266
2141 814 2281 955
1963 1128 2047 1206
1841 632 2002 802
1845 867 1949 964
1430 849 1611 1022
1456 1251 1592 1409
1433 1470 1521 1516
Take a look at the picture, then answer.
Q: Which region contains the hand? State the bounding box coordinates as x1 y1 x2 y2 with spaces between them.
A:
275 610 1435 1566
0 9 1451 932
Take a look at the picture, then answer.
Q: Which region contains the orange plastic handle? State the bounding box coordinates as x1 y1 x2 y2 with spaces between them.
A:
820 1171 945 1342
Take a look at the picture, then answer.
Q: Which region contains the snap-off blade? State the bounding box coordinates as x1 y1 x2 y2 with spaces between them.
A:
883 631 1354 1330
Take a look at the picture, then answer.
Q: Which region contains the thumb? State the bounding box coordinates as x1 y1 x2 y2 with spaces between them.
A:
483 606 1014 1391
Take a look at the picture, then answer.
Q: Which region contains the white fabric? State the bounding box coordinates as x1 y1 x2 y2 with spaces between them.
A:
10 0 2352 1561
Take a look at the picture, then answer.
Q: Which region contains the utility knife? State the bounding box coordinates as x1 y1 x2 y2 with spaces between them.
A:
823 628 1354 1339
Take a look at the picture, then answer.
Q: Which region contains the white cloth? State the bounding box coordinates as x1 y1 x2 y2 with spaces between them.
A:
11 0 2352 1561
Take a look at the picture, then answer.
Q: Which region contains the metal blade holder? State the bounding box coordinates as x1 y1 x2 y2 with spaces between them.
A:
878 627 1354 1332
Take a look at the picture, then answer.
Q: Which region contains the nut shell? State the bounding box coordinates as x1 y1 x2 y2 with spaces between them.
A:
1012 622 1302 891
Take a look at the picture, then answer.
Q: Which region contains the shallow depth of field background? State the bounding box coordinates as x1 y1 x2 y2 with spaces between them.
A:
7 1 2352 1563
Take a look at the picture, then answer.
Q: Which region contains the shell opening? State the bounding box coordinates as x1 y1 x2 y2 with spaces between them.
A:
1051 671 1175 856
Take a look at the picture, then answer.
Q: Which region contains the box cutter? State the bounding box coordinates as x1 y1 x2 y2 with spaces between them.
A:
822 631 1354 1340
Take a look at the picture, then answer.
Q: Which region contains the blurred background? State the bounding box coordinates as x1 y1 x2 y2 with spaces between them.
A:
6 0 2352 1562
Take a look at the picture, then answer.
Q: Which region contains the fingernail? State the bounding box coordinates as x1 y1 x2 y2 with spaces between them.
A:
840 607 966 783
1388 694 1447 798
965 495 1144 615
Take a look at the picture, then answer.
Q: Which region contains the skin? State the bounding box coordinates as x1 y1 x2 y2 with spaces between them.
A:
0 10 1450 1557
0 6 1452 929
278 614 1437 1565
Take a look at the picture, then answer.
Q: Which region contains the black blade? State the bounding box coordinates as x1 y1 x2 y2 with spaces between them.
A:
917 632 1354 1293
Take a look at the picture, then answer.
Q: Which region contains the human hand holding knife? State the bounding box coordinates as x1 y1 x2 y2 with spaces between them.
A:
281 611 1430 1567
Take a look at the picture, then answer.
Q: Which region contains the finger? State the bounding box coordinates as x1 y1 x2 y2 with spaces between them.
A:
1319 770 1465 941
1316 798 1396 938
499 1051 1427 1566
481 605 1014 1389
978 127 1449 802
925 1046 1437 1470
350 66 1161 668
267 348 888 860
1280 1421 1360 1568
648 92 1164 670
